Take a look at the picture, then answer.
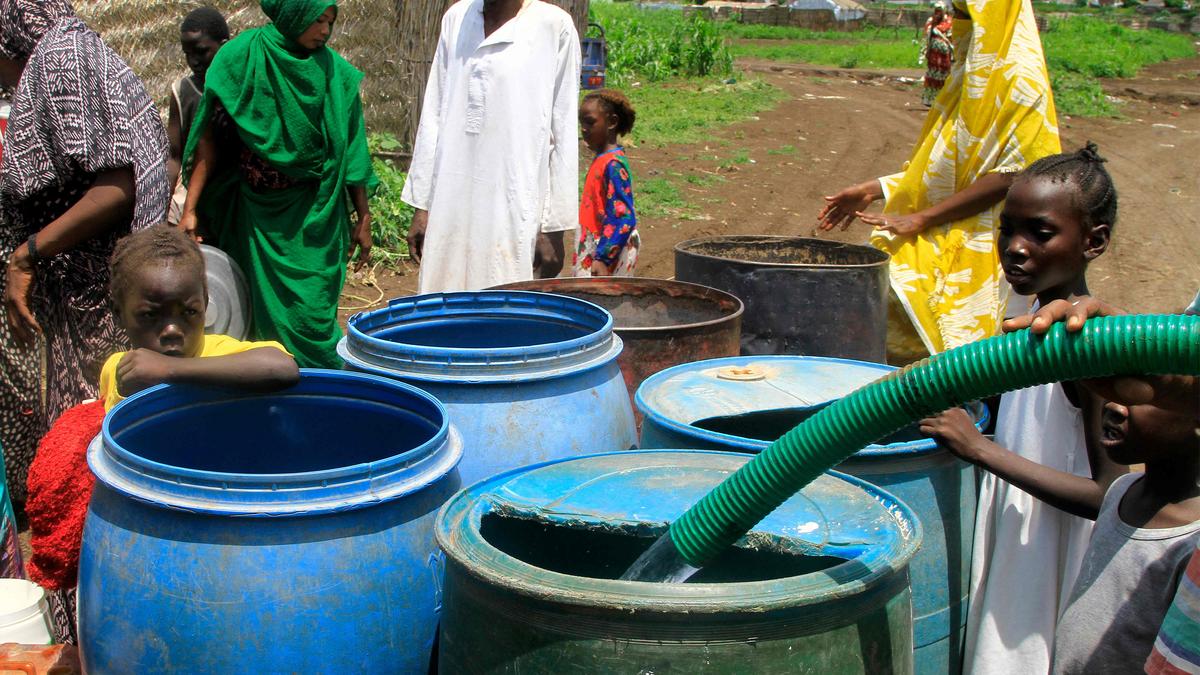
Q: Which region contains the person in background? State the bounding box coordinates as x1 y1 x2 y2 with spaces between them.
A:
166 6 229 227
403 0 581 292
919 1 953 107
0 0 169 499
575 89 639 278
180 0 375 369
919 144 1125 674
819 0 1059 365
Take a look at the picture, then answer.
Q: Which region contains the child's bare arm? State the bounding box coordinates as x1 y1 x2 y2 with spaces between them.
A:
116 348 300 398
166 96 182 190
920 408 1108 519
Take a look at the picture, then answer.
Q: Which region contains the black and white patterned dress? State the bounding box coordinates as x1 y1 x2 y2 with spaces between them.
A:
0 0 170 645
0 5 169 437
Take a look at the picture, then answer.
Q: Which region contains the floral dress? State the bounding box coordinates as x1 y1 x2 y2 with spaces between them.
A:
921 14 954 106
574 147 639 277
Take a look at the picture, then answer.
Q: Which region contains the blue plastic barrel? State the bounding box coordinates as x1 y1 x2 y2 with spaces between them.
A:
78 370 462 674
636 356 989 675
338 292 637 487
436 449 922 673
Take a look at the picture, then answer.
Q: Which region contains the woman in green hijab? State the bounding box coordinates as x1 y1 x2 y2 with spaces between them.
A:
180 0 375 368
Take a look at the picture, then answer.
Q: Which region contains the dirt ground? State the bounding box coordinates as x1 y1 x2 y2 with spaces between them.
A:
342 57 1200 319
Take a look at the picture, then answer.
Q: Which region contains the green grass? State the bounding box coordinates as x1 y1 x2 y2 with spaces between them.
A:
626 78 786 147
732 35 917 70
1042 16 1196 79
637 176 691 219
591 4 1196 118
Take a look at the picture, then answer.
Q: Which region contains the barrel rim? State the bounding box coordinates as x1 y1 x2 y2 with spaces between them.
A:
488 277 746 335
435 449 922 614
635 355 989 457
340 291 624 382
92 369 463 516
674 235 889 269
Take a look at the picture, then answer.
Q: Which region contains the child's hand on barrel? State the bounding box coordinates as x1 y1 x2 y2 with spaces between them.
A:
116 349 177 398
919 408 988 463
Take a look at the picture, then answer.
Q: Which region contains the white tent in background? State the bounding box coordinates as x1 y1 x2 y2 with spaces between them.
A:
786 0 867 21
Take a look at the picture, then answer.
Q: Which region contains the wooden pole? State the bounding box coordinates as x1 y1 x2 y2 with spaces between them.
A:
550 0 591 39
395 0 457 150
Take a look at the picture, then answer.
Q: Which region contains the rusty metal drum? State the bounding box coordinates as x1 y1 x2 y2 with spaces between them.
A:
491 278 743 419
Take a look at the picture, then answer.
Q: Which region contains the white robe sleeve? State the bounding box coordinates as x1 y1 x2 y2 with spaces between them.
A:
539 20 581 233
401 14 451 212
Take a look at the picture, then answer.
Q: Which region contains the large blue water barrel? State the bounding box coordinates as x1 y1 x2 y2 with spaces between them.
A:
637 356 988 675
338 292 637 487
78 370 463 674
436 450 922 673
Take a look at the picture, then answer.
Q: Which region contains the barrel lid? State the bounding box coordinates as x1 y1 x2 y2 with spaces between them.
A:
436 450 921 612
636 355 987 456
201 245 251 340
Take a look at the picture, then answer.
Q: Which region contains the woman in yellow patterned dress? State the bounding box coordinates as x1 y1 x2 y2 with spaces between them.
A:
818 0 1060 364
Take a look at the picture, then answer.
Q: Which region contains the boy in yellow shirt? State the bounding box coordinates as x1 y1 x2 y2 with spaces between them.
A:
99 225 298 410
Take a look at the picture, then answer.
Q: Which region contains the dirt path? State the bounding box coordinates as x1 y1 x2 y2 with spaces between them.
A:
345 57 1200 318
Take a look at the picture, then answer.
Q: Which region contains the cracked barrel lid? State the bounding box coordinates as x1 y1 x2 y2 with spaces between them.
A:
440 449 919 576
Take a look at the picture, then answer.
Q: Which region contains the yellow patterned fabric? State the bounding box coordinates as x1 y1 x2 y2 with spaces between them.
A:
870 0 1060 359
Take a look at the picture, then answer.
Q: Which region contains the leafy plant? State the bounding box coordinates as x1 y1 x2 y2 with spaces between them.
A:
368 155 414 267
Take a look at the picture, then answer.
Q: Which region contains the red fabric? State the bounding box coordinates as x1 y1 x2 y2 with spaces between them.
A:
25 400 104 590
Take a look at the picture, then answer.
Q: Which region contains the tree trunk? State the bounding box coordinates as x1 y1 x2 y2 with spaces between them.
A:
550 0 590 38
396 0 457 151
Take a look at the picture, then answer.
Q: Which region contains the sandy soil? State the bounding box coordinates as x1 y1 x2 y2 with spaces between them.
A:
342 57 1200 319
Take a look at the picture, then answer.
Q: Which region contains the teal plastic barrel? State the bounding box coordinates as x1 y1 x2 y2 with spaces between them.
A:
435 450 921 673
637 356 986 674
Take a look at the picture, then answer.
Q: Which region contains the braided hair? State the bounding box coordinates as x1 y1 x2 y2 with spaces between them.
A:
583 89 637 137
180 6 229 42
1018 141 1118 229
110 224 207 309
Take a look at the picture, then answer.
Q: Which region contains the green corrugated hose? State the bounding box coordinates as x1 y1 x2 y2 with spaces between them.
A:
668 314 1200 568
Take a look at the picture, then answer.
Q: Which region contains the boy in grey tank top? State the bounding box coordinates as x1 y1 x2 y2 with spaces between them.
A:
167 7 229 225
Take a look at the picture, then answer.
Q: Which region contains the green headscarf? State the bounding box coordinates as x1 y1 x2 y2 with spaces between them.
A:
261 0 329 41
184 0 366 183
182 0 376 369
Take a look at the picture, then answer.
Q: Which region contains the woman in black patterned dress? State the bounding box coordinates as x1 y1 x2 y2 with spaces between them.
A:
0 0 169 471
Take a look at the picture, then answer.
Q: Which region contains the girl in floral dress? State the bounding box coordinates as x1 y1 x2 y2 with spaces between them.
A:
920 1 954 107
575 89 639 277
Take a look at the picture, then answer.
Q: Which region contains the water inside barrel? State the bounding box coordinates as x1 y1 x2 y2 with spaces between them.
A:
694 406 927 445
480 513 845 583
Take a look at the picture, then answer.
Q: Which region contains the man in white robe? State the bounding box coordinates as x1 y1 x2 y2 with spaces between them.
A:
402 0 581 293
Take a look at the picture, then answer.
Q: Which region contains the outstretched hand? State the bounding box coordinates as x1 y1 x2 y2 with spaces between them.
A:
856 211 930 237
817 184 877 231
